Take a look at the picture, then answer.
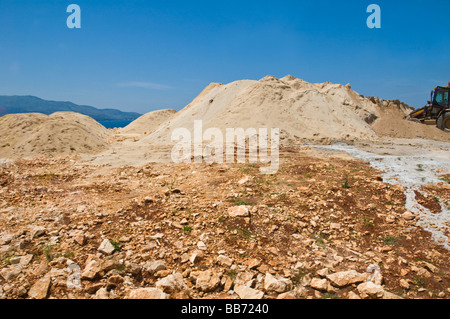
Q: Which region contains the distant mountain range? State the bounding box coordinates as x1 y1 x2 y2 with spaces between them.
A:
0 95 142 121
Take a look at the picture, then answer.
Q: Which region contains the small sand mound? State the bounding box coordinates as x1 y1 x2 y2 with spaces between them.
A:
119 109 177 135
0 112 111 158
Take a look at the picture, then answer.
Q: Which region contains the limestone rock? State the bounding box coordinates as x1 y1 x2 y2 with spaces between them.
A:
234 285 264 299
28 275 51 299
244 258 261 270
402 211 416 221
217 255 233 267
73 233 86 246
277 291 297 299
326 270 368 287
234 271 255 287
228 206 250 217
347 291 361 299
16 254 33 267
316 268 329 278
399 279 410 290
357 282 385 299
30 226 46 239
196 270 221 292
126 288 169 299
144 260 167 274
189 251 204 265
124 261 142 276
330 223 341 230
94 288 110 299
366 264 383 285
81 257 102 280
98 239 116 255
382 291 403 299
263 273 292 293
197 241 207 251
0 233 16 245
310 277 328 291
421 261 439 273
156 272 186 294
0 265 22 282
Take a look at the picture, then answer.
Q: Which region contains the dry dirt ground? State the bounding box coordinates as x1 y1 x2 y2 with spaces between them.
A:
0 146 449 299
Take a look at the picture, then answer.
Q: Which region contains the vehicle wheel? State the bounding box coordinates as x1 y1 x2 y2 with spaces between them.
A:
437 112 450 132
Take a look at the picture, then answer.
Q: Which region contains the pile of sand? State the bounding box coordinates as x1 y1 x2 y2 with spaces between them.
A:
0 112 111 159
139 75 449 147
1 75 447 163
119 109 177 136
368 97 449 141
140 75 382 146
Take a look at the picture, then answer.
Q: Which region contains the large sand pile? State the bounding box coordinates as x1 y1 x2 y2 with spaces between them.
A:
0 112 111 159
140 75 449 147
141 75 382 145
119 109 177 135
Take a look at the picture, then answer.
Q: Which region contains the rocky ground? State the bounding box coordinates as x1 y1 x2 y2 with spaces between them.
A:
0 147 449 299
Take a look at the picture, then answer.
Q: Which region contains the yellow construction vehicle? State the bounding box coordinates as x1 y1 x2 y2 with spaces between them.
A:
405 82 450 132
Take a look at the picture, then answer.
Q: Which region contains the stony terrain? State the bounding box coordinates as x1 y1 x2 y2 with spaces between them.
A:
0 75 449 300
1 147 449 299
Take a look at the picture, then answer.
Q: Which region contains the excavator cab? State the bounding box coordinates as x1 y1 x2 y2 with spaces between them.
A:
425 86 450 118
432 86 449 107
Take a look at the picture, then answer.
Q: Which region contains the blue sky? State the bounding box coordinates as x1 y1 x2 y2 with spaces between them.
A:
1 0 449 114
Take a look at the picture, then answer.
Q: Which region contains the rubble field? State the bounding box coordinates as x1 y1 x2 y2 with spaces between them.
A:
1 146 449 299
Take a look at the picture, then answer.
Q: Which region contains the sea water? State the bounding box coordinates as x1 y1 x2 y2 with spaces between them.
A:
98 120 134 129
